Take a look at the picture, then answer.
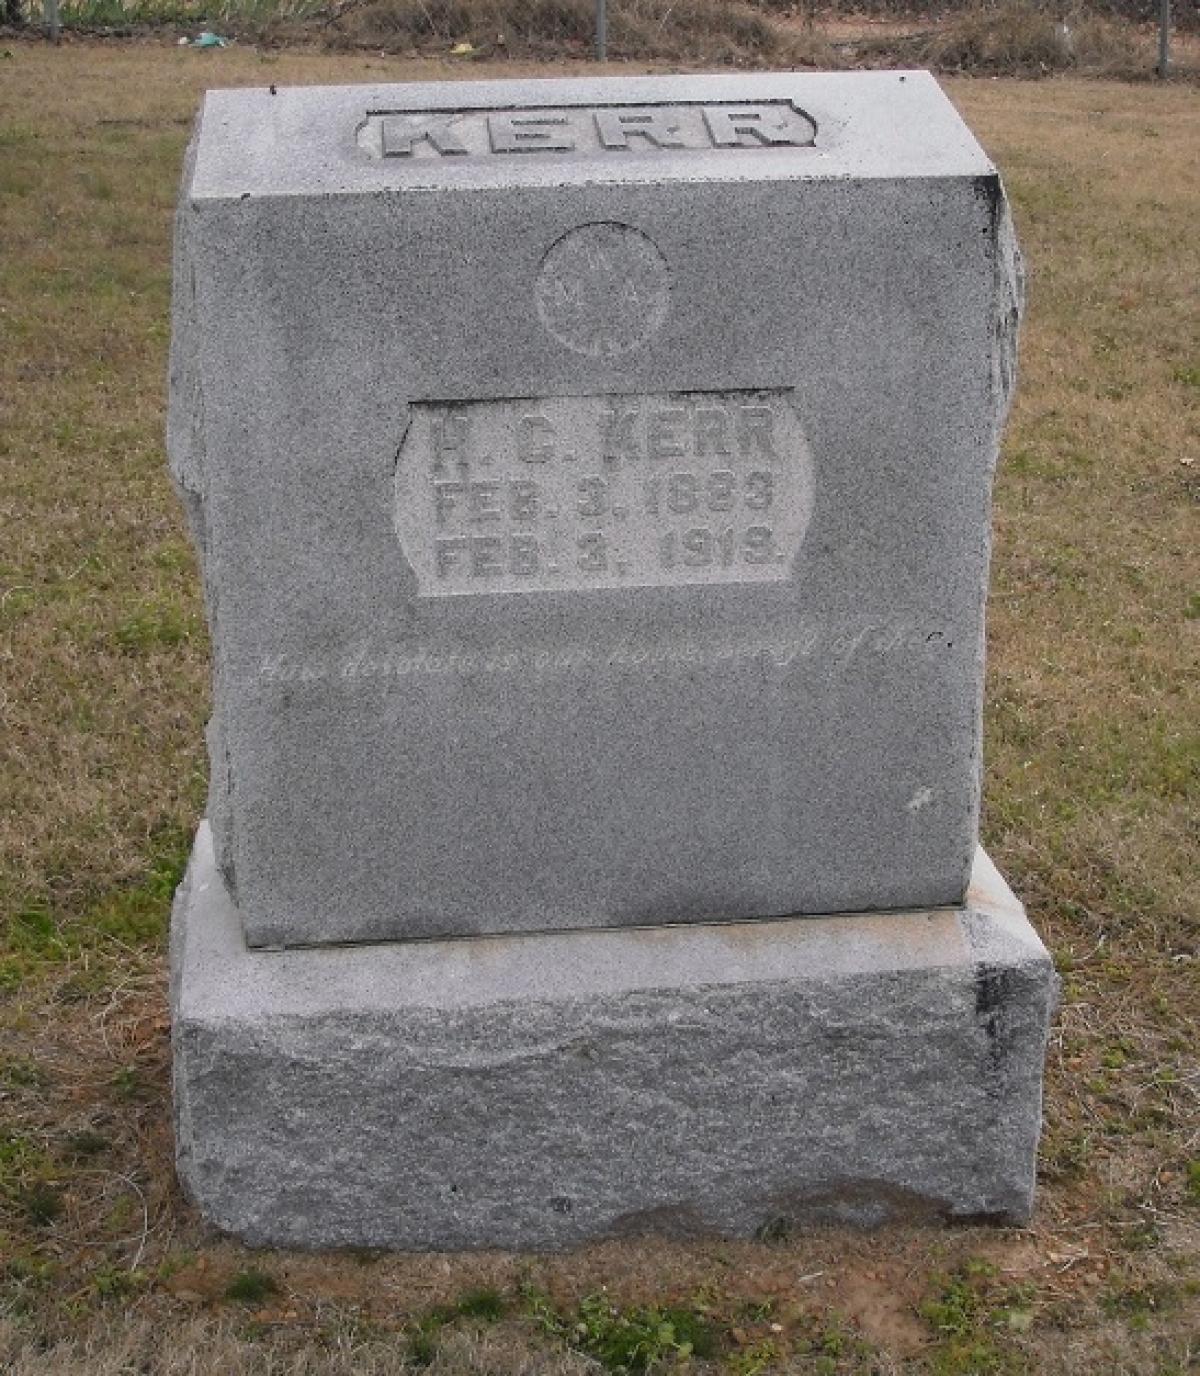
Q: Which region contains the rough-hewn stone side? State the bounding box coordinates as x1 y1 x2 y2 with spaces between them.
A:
173 825 1056 1250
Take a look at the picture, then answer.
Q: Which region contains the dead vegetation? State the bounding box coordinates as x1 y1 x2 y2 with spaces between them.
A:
1 37 1198 1376
322 0 793 65
311 0 843 66
4 0 1193 77
306 0 1171 74
848 2 1168 77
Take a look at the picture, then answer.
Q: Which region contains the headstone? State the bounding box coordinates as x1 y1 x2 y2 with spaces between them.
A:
169 70 1056 1247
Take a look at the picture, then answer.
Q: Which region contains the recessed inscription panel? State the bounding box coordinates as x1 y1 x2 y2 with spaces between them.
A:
358 102 818 161
394 390 815 596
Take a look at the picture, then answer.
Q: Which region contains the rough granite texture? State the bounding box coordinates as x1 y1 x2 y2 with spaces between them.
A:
173 823 1056 1250
168 71 1024 947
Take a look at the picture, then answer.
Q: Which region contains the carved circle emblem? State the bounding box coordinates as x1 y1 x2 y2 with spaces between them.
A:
535 222 670 359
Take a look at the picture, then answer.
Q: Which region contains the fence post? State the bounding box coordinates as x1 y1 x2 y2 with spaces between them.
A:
596 0 607 62
1158 0 1170 76
43 0 59 43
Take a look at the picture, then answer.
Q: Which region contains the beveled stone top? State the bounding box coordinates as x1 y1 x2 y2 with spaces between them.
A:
187 70 994 201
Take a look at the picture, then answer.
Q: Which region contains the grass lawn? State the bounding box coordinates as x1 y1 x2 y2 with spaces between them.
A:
1 37 1198 1375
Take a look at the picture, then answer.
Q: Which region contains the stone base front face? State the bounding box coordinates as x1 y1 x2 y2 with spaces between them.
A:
171 823 1057 1251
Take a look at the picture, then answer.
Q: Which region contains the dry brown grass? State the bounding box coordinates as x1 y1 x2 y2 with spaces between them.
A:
913 3 1155 77
312 0 837 66
0 1314 595 1373
1 38 1198 1376
850 3 1166 78
7 0 1191 76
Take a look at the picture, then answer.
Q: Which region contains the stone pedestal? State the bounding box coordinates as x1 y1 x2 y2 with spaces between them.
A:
173 823 1055 1250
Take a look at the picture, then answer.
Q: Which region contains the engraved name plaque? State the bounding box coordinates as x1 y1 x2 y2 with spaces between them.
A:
394 390 816 596
358 102 818 161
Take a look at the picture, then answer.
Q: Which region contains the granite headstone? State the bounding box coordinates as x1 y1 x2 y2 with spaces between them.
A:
169 70 1055 1248
170 71 1023 948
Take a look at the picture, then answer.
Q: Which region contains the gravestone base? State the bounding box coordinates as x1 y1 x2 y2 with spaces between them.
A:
172 822 1056 1251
